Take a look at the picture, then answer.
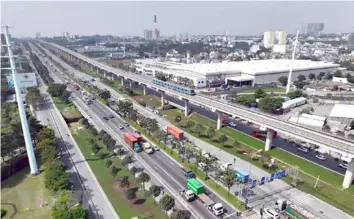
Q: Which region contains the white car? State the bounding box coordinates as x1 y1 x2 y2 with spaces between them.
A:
263 207 280 219
198 162 207 170
228 121 237 127
339 161 348 169
220 163 233 172
202 151 211 159
297 146 309 153
315 153 326 160
152 145 159 151
118 124 124 129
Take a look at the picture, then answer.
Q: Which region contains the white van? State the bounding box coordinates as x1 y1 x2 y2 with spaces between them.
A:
264 208 280 219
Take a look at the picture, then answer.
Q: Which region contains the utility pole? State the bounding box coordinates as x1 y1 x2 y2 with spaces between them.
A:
3 26 39 175
286 30 299 94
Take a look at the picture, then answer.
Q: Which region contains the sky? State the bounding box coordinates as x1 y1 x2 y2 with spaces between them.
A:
1 1 354 38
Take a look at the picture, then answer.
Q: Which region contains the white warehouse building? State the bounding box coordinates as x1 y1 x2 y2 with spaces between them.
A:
134 59 339 88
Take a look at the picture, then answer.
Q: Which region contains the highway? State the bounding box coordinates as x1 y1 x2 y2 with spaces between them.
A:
38 40 354 157
35 43 354 219
28 63 120 218
31 44 241 219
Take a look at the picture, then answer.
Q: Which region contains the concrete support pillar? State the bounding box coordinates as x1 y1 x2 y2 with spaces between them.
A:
129 80 133 88
104 71 107 78
111 73 114 81
90 65 93 70
265 129 274 151
161 91 165 107
216 111 222 130
142 85 146 96
343 159 354 189
96 68 99 74
184 99 189 117
121 78 124 86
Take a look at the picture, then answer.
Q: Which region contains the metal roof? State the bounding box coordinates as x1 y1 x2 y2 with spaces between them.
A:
329 104 354 119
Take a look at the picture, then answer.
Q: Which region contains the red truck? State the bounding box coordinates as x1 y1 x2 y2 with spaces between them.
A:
124 133 143 152
167 126 184 139
252 129 277 138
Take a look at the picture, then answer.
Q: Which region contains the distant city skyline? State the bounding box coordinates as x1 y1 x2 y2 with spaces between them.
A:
1 1 354 38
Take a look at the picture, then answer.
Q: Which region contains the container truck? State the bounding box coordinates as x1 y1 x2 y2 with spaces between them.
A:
124 133 142 152
166 126 184 139
142 142 154 154
184 178 224 216
235 169 250 183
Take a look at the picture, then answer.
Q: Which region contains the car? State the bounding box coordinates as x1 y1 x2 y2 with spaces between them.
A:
152 145 159 151
103 116 108 121
125 122 129 127
134 130 141 134
198 162 207 170
263 207 280 219
228 121 237 127
118 124 124 129
202 151 211 159
315 153 326 160
297 146 309 153
220 163 233 172
339 161 348 169
110 115 115 119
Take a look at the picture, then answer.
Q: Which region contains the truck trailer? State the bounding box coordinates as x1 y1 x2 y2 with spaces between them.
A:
124 133 142 152
166 126 184 139
235 169 250 183
184 178 224 216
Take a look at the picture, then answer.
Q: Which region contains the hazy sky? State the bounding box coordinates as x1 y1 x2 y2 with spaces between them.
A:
2 1 354 38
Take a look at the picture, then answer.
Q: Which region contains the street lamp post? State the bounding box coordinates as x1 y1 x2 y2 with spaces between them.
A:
286 30 300 94
3 26 39 175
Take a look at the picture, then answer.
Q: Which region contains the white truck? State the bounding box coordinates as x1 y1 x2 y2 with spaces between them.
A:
142 142 154 154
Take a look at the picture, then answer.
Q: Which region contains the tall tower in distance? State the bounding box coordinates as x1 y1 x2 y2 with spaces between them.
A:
152 15 160 57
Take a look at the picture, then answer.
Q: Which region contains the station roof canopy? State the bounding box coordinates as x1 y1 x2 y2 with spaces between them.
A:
329 104 354 119
226 75 255 82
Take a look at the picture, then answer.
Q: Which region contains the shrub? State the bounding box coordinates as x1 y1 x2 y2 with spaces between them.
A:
149 185 161 197
138 100 147 107
105 160 113 168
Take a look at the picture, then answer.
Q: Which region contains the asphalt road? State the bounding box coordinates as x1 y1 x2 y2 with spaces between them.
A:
33 45 241 219
32 72 119 219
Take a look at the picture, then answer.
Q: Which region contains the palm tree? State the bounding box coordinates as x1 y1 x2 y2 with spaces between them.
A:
119 176 130 191
136 172 150 191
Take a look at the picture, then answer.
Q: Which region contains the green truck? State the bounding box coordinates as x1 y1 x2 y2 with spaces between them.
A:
184 179 224 216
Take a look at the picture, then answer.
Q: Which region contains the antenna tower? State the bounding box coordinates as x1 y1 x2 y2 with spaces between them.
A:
152 15 160 58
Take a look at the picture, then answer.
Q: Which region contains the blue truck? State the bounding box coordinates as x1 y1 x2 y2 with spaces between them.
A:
182 168 195 179
235 169 250 183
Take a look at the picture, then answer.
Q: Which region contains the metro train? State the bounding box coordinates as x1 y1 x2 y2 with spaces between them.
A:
152 79 196 96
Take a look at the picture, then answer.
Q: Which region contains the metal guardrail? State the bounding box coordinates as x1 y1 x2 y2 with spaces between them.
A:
39 40 354 156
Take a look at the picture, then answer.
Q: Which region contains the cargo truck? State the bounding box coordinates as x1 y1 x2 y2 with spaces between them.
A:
124 133 142 152
235 169 250 183
182 168 195 179
142 142 154 154
184 178 224 216
275 199 307 219
166 126 184 139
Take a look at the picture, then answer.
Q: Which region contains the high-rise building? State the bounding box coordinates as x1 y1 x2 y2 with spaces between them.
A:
144 29 153 41
263 30 287 48
348 33 354 51
306 23 324 37
35 32 41 39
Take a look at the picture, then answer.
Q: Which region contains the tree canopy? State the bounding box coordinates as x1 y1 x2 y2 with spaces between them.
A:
258 97 284 113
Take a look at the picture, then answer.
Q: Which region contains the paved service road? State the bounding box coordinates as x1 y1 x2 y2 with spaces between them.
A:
31 71 120 218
